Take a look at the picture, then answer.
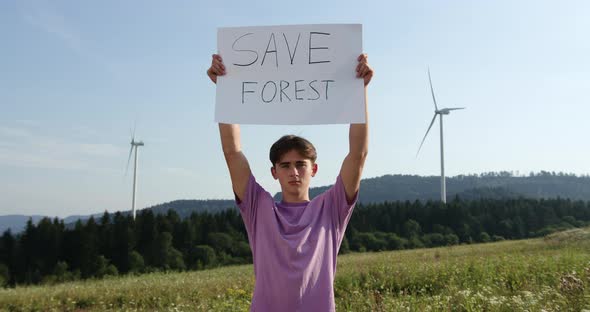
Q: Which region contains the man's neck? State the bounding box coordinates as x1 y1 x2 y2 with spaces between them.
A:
281 192 310 203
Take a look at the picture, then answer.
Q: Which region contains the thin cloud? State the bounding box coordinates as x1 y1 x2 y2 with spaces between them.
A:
0 148 88 170
19 1 121 77
71 125 101 139
0 125 126 171
15 120 41 127
21 5 84 53
163 167 195 177
0 126 33 138
80 143 123 157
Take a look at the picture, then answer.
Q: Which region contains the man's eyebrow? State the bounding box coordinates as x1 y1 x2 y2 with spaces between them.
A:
279 162 291 166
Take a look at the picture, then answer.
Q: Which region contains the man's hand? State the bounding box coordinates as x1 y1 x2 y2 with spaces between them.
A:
207 54 226 84
356 54 374 87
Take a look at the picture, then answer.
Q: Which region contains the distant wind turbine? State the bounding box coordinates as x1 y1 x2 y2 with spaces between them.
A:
125 126 144 220
416 69 465 203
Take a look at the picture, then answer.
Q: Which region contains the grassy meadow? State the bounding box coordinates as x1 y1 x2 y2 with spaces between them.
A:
1 228 590 311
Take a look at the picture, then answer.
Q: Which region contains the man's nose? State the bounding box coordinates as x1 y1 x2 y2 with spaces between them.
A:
289 166 299 176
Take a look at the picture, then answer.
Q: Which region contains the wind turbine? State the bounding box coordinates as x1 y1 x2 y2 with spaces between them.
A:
126 127 144 220
416 69 465 203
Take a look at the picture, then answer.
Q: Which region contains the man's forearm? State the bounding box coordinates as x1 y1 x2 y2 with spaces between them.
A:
218 123 251 199
219 123 242 156
349 89 369 160
339 88 369 201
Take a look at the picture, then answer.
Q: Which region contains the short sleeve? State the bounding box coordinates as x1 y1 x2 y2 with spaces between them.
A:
235 174 263 236
325 174 359 234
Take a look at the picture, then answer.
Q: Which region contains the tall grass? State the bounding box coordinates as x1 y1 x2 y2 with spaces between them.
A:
1 228 589 311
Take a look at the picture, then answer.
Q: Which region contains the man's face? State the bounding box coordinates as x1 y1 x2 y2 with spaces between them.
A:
271 149 318 201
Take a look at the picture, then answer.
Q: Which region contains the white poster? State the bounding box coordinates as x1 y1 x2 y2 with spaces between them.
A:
215 24 365 125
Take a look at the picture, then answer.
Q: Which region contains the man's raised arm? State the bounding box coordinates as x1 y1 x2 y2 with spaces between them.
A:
340 54 373 202
208 54 252 201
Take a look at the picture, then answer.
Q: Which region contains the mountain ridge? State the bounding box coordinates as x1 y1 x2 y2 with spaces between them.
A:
3 171 589 233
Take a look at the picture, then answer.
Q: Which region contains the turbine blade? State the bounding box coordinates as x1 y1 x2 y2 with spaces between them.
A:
416 114 438 158
129 127 134 145
446 107 465 111
428 68 439 111
132 121 137 141
125 145 133 177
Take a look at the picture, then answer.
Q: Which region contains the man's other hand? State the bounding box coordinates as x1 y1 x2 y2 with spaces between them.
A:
207 54 226 84
356 54 374 87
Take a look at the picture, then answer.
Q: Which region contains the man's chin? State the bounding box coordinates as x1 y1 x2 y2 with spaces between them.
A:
282 184 307 193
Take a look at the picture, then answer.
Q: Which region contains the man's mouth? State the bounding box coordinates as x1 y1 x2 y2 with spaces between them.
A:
288 181 301 185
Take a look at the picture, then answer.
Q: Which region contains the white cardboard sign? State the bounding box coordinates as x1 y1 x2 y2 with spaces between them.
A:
215 24 364 125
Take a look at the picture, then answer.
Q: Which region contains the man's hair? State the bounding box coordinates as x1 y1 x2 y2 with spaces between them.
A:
269 135 317 166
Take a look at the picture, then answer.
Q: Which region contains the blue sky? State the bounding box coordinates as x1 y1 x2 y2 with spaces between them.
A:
1 0 588 217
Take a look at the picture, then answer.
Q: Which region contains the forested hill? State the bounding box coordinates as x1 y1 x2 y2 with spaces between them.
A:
295 171 590 203
146 199 236 218
0 201 237 234
147 172 590 217
2 172 589 233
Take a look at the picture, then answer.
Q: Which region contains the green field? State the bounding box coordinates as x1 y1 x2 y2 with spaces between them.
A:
1 228 589 311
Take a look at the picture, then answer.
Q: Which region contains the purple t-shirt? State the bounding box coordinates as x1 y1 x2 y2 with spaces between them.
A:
236 174 357 312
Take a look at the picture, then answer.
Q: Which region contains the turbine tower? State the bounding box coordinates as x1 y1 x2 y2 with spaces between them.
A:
126 129 144 220
416 69 465 203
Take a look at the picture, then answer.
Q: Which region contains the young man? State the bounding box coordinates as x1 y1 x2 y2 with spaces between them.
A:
207 53 373 311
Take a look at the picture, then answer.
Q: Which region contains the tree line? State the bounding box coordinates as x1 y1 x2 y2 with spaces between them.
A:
1 197 589 287
307 171 590 203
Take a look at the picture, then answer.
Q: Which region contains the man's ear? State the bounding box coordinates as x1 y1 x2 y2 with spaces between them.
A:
271 166 277 179
311 163 318 177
